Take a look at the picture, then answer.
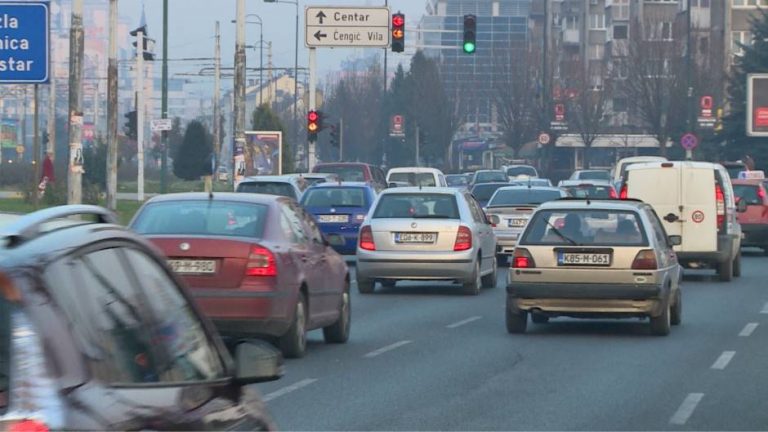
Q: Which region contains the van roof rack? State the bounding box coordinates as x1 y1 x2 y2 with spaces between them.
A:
1 205 117 249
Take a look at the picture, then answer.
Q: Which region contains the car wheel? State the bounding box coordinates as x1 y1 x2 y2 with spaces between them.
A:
649 302 671 336
496 255 508 267
323 281 351 344
481 255 497 288
357 278 375 294
733 252 742 278
717 257 734 282
381 280 396 289
462 260 481 295
279 293 307 358
506 307 527 334
531 313 549 324
671 289 682 326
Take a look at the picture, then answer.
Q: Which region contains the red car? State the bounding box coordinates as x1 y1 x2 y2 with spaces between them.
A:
733 179 768 253
130 192 351 358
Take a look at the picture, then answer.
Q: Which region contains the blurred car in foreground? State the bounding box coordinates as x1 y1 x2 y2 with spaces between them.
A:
484 186 568 264
470 182 511 208
733 174 768 253
356 187 497 295
301 182 377 255
236 175 306 201
506 199 683 336
558 180 618 199
131 193 351 358
0 206 281 430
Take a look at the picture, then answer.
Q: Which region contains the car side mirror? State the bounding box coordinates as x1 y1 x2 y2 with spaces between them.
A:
737 199 748 213
233 341 283 385
324 233 345 247
668 235 682 247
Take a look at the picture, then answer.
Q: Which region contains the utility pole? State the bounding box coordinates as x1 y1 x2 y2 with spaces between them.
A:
47 58 55 158
33 84 40 207
214 21 221 170
415 124 420 167
383 0 389 166
67 0 84 204
541 0 551 175
339 117 344 162
106 0 118 210
233 0 247 187
685 0 694 160
136 29 146 201
160 0 169 193
308 47 317 171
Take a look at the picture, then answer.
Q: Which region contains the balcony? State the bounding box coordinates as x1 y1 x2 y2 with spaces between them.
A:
563 29 580 45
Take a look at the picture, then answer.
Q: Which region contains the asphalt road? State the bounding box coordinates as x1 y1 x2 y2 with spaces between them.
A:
254 249 768 431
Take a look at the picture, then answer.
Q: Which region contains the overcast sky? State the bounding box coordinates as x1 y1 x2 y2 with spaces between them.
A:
119 0 426 88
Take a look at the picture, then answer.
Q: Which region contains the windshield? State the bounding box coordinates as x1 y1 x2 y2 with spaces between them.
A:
301 187 368 208
734 184 762 205
472 184 508 201
488 189 563 207
522 210 649 246
315 165 366 182
389 172 437 187
236 181 296 199
563 185 615 199
131 201 268 238
475 171 508 183
507 166 537 177
726 165 747 179
446 175 469 186
373 194 459 219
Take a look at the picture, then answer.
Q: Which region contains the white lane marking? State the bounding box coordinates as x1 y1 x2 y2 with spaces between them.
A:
447 316 483 329
739 323 759 337
761 302 768 314
670 393 704 425
711 351 736 370
262 378 318 402
364 340 412 358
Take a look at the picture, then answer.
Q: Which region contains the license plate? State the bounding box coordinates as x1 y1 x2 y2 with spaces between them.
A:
558 253 611 266
394 232 437 244
508 218 527 228
318 214 349 223
168 260 216 274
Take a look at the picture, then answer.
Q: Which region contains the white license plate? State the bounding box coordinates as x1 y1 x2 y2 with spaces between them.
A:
395 232 437 244
508 218 527 228
558 253 611 266
168 259 216 274
318 214 349 223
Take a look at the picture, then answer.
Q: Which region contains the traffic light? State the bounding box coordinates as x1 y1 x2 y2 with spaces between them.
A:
463 14 476 54
130 25 156 61
391 13 405 53
330 122 340 147
307 110 322 141
124 110 137 140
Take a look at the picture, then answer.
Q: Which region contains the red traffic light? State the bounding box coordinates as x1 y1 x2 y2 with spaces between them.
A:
308 110 319 122
392 15 404 27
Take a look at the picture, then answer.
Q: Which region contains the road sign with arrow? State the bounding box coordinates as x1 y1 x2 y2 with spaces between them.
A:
305 6 390 48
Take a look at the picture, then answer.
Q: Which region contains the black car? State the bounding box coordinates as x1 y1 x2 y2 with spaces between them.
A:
0 206 281 431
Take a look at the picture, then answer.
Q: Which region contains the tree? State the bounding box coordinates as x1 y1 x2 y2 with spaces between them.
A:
723 9 768 167
173 120 213 180
492 48 538 159
566 62 612 168
251 104 294 174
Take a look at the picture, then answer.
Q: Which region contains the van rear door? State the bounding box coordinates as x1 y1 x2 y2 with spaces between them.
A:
627 165 682 238
681 166 718 252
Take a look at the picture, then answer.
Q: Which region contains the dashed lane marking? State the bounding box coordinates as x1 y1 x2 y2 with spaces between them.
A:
670 393 704 425
447 316 483 329
262 378 318 402
739 323 758 337
711 351 736 370
364 340 413 358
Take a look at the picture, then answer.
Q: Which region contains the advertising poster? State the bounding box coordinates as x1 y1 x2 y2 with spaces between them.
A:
244 131 282 176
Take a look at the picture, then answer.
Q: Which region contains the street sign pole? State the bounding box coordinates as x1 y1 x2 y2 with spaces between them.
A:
308 47 317 171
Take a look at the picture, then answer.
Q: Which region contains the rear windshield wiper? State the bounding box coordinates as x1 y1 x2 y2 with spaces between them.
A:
544 219 579 246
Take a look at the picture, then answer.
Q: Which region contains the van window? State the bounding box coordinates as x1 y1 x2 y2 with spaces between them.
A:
389 172 437 187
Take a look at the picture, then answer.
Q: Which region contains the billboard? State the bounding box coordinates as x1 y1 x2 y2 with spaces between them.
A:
747 74 768 137
234 131 283 187
0 119 18 149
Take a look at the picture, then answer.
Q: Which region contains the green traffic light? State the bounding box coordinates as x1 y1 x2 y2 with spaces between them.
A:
463 42 475 53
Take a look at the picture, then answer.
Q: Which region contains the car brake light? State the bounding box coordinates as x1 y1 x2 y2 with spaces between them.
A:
715 183 725 230
512 248 535 268
632 250 658 270
359 225 376 251
454 226 472 251
246 245 277 277
620 184 628 200
8 420 50 432
759 186 766 201
609 187 618 199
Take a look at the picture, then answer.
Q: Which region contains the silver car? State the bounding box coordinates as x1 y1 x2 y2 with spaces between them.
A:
356 187 497 295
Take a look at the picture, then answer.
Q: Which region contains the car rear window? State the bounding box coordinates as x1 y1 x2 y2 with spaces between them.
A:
563 185 614 199
236 181 297 199
132 201 268 238
373 194 459 219
577 171 610 181
475 171 508 183
734 184 762 205
472 184 508 201
316 165 367 182
521 209 649 246
302 187 367 208
488 189 563 207
446 175 468 186
507 166 537 177
389 172 437 187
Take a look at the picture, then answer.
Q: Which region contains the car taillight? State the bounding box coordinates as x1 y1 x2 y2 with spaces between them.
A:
454 226 472 251
8 420 50 432
609 187 618 199
512 248 535 268
359 225 376 251
632 250 658 270
715 183 725 230
619 184 628 200
759 186 766 201
246 245 277 277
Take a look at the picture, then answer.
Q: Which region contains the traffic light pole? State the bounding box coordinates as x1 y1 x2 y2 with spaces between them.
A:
106 0 118 210
160 0 169 194
308 47 317 171
67 0 84 205
136 30 145 201
339 117 344 162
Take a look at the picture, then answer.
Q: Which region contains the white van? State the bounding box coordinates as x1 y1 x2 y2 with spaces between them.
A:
386 167 447 188
612 156 667 186
623 161 742 281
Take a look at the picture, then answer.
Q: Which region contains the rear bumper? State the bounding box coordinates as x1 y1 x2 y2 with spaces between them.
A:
190 288 294 338
494 234 519 255
740 224 768 246
677 234 737 265
356 251 475 281
507 282 663 300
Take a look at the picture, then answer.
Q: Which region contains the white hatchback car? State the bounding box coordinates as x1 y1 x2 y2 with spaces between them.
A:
356 187 497 295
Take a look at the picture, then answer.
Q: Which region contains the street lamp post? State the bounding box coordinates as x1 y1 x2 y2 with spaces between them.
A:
233 15 264 107
264 0 300 169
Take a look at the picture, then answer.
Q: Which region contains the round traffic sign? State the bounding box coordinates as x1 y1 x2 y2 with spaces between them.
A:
692 210 705 224
681 133 699 151
538 132 551 145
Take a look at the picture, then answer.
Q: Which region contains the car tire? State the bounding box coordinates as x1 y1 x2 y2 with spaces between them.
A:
650 302 671 336
733 252 742 278
671 289 682 326
717 257 734 282
506 307 527 334
323 281 351 344
496 255 508 267
357 278 375 294
279 293 307 358
531 313 549 324
462 260 481 296
481 256 497 288
381 280 396 289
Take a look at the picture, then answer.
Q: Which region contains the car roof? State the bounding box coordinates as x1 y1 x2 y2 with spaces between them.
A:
618 156 667 163
144 192 285 205
537 199 647 211
496 185 563 192
625 161 722 171
559 179 614 187
240 175 298 184
379 187 458 195
387 167 443 174
475 169 505 173
307 181 373 189
315 162 371 168
471 182 511 188
574 169 609 173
